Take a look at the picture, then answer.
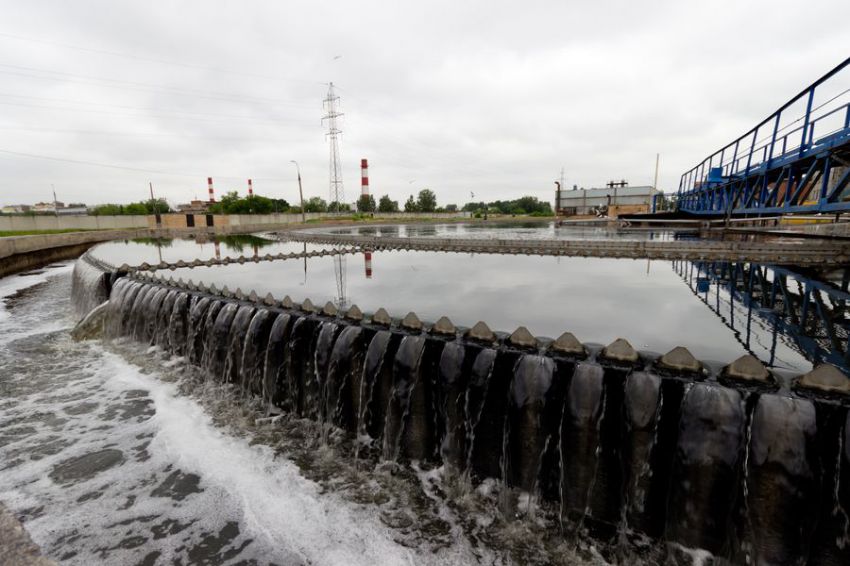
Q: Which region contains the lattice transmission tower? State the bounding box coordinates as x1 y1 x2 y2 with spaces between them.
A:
322 82 345 213
322 82 347 306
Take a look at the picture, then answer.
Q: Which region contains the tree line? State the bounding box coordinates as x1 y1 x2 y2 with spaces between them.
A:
461 196 552 216
87 190 553 217
90 199 171 215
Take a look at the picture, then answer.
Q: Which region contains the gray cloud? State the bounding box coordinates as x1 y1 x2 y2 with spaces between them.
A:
0 0 848 208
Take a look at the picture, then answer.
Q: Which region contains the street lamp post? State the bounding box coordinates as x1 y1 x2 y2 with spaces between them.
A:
290 160 305 223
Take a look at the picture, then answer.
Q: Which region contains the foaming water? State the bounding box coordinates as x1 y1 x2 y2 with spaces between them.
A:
0 264 72 324
0 266 620 565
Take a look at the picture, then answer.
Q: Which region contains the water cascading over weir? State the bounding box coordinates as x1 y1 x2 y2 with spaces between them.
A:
71 252 850 564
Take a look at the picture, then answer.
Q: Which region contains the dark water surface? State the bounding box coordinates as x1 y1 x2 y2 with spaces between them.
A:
86 226 850 375
301 221 693 241
91 234 321 267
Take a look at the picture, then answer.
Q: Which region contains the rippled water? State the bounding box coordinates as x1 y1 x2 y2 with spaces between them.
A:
91 234 321 267
156 251 811 372
302 221 693 241
88 238 835 375
0 265 624 565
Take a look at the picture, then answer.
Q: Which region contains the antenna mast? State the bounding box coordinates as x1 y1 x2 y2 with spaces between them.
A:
322 82 345 212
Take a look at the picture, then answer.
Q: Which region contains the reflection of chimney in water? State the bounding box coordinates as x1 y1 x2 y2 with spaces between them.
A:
253 243 259 258
364 251 372 279
214 241 221 260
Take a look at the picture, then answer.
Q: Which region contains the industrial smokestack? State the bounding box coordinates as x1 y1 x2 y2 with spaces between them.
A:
248 178 253 196
207 177 216 203
361 158 369 196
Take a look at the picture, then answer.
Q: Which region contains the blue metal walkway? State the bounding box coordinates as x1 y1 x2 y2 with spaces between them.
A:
677 57 850 216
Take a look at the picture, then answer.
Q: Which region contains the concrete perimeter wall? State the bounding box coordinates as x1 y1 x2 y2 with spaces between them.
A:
0 211 471 277
0 211 470 232
0 229 150 278
0 215 148 231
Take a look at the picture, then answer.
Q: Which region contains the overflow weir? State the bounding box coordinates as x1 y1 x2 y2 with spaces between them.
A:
70 247 850 565
272 229 850 266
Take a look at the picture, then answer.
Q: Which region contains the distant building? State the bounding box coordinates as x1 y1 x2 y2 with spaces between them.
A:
177 200 210 213
0 204 31 214
556 181 658 217
32 201 65 212
56 205 88 216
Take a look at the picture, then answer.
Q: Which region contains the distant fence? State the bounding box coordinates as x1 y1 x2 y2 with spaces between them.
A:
0 211 470 233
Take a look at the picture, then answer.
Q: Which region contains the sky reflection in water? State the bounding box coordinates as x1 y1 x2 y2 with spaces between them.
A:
90 228 828 373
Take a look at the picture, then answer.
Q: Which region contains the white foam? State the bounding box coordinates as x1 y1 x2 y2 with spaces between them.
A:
0 263 73 323
98 350 472 566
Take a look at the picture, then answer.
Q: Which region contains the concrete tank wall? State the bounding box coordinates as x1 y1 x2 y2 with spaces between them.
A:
0 211 471 233
0 215 149 231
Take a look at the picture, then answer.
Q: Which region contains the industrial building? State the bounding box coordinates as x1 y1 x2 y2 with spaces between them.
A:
556 181 659 217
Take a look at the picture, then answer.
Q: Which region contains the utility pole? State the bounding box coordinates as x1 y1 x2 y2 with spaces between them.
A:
555 181 561 217
653 153 660 192
290 160 305 223
149 181 162 226
322 82 345 213
558 166 565 216
652 153 661 213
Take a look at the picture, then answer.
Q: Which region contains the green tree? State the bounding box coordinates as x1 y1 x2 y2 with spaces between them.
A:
90 204 124 216
378 195 399 213
144 198 171 214
404 195 419 212
416 189 437 212
356 194 376 213
270 198 290 213
462 201 487 212
206 192 288 214
124 202 148 215
460 196 551 216
512 196 551 214
304 197 328 213
329 200 351 212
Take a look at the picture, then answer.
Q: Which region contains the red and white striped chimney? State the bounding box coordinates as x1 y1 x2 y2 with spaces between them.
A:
364 251 372 279
207 177 216 203
248 178 253 196
361 158 369 196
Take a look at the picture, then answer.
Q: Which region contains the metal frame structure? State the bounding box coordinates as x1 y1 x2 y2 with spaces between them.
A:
674 259 850 371
678 57 850 216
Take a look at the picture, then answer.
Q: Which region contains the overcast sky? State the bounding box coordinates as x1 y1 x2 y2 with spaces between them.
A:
0 0 848 208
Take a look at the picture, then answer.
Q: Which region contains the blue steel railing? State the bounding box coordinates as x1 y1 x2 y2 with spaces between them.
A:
678 57 850 214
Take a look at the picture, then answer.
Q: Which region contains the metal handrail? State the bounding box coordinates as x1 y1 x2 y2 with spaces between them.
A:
678 58 850 197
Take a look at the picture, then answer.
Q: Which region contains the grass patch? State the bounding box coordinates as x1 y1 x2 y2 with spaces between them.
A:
0 228 99 237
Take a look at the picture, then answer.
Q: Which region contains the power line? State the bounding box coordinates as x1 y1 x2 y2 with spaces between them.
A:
0 148 291 180
0 99 318 126
0 31 322 85
0 64 306 106
0 125 308 143
0 91 312 114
